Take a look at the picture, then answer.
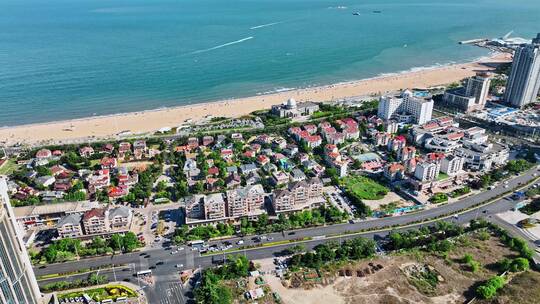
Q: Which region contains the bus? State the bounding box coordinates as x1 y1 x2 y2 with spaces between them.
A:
188 240 206 250
136 270 152 277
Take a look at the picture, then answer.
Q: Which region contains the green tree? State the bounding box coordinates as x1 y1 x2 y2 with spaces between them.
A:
121 232 140 252
109 234 123 251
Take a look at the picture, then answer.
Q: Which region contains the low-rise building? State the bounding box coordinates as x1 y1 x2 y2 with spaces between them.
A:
272 178 323 212
440 155 465 176
108 206 132 231
226 184 266 218
271 98 319 118
82 208 108 235
56 213 83 238
384 163 405 181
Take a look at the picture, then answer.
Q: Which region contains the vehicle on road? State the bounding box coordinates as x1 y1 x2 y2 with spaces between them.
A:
175 264 184 268
237 240 244 245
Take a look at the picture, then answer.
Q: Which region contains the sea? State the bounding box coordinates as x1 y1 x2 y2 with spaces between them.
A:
1 0 539 126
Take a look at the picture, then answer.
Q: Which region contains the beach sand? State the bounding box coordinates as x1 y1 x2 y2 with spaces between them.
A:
0 53 511 146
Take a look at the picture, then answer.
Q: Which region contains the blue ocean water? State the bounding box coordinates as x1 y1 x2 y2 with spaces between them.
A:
0 0 539 126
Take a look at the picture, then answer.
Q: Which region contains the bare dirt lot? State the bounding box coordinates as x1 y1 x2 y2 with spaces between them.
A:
259 233 540 304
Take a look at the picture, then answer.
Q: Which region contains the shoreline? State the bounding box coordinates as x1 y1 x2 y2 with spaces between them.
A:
0 52 511 147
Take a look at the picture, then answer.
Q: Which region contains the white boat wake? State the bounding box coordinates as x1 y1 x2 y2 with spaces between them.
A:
190 37 254 54
250 22 282 30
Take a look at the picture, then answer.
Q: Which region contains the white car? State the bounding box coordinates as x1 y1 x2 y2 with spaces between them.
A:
237 240 244 245
175 264 183 268
170 251 178 254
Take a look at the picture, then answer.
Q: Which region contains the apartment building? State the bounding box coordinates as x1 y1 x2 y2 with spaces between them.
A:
226 184 266 218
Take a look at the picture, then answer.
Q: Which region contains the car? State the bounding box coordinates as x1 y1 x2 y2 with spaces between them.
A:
156 261 164 265
237 240 244 245
171 251 178 254
175 264 184 268
267 237 274 241
178 247 184 250
288 232 296 235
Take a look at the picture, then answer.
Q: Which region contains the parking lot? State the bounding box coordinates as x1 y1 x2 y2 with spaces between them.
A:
324 186 356 218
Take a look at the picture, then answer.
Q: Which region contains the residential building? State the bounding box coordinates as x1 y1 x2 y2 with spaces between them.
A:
226 184 266 218
441 155 465 176
377 90 434 124
108 206 132 230
272 178 323 212
183 158 200 178
35 149 52 160
0 178 42 304
465 73 491 108
414 161 440 182
204 193 227 220
443 89 477 113
290 168 307 182
505 33 540 108
82 208 108 235
271 171 290 186
79 146 95 158
185 195 205 219
56 213 83 238
384 163 405 181
443 73 491 112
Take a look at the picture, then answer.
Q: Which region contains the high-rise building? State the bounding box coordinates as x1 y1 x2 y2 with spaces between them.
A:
0 178 42 304
504 33 540 108
378 90 433 124
465 73 491 108
443 73 491 113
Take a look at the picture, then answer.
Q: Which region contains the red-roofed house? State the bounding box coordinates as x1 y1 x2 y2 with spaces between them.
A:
207 166 220 176
306 135 322 148
100 157 118 170
304 124 318 134
108 186 128 198
102 144 115 154
82 208 108 235
79 146 95 158
384 163 405 181
36 149 52 160
257 155 270 166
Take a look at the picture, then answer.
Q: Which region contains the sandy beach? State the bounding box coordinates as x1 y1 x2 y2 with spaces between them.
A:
0 53 511 146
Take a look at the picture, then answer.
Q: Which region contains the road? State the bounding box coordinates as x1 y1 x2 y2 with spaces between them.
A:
35 167 540 303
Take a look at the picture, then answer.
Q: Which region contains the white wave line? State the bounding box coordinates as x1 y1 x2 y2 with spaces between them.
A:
250 22 282 30
190 36 254 55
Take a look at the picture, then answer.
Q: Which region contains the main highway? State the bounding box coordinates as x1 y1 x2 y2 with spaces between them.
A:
35 167 540 304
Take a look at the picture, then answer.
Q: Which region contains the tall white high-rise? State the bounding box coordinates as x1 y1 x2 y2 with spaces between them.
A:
378 90 433 124
504 33 540 108
0 178 42 304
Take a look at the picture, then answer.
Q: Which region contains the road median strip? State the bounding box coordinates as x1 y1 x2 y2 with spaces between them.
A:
201 174 539 258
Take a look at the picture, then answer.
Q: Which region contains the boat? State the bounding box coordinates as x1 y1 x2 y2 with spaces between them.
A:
352 12 360 16
373 10 382 13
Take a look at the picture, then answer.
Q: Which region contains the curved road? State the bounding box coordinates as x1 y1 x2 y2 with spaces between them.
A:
35 167 540 304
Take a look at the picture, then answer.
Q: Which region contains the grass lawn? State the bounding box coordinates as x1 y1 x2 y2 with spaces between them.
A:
341 176 389 200
0 159 19 175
